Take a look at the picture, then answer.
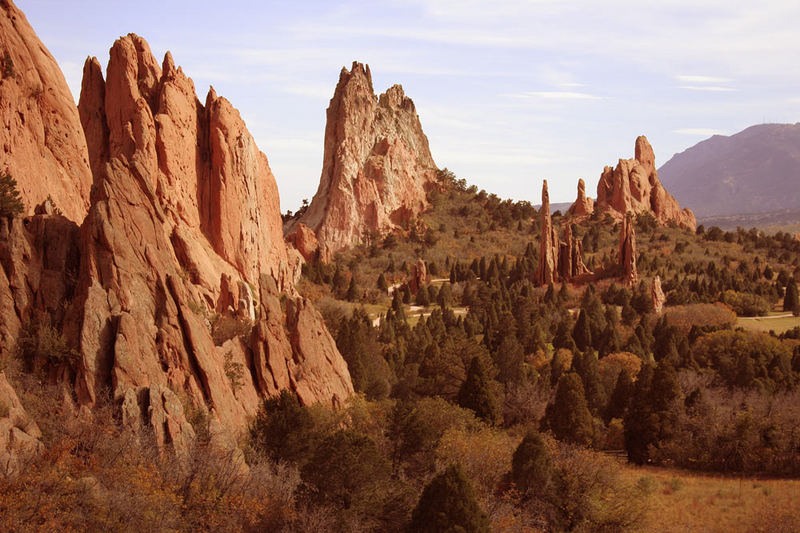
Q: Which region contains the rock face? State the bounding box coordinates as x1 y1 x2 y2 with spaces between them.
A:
567 178 594 217
0 32 355 448
410 258 428 294
619 213 638 286
557 222 592 281
537 180 559 286
0 372 43 476
287 62 438 253
651 275 665 314
0 1 93 221
0 214 80 361
286 222 330 264
66 34 352 438
596 136 696 230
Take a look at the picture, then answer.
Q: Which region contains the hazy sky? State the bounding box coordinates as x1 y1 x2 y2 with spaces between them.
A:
20 0 800 212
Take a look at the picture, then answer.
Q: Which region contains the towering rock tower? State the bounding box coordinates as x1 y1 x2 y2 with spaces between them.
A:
287 62 438 252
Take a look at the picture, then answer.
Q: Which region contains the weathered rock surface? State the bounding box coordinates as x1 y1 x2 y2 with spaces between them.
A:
0 214 81 361
61 34 353 439
286 222 330 264
557 222 592 281
0 371 43 475
619 213 638 286
287 62 438 252
651 275 665 314
537 180 559 286
567 178 594 217
596 136 695 230
0 0 92 221
410 258 428 294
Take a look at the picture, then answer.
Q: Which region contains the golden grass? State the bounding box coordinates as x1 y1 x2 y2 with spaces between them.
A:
737 313 800 333
619 462 800 533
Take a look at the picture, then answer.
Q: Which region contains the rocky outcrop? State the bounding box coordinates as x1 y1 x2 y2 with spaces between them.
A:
619 213 637 286
287 62 438 252
0 214 80 361
50 34 352 440
557 222 592 281
567 178 594 217
286 222 330 264
537 180 559 286
410 258 428 294
0 0 92 221
0 372 43 476
651 275 665 314
596 136 696 230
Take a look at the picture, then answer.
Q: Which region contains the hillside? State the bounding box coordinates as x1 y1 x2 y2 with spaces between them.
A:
659 123 800 218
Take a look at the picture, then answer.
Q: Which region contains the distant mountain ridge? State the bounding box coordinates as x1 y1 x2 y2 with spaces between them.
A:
659 123 800 218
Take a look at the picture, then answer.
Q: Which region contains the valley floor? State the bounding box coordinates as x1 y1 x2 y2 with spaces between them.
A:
622 462 800 532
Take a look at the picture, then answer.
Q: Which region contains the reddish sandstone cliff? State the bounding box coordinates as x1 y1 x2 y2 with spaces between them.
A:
288 62 438 252
0 26 353 455
0 1 92 221
68 35 353 438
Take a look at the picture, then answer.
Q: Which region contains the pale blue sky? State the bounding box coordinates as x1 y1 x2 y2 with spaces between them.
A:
20 0 800 212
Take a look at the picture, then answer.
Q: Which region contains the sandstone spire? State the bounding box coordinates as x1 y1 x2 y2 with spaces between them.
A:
651 275 666 313
59 34 353 441
619 213 638 286
287 62 438 252
0 0 92 221
537 180 558 286
567 178 594 217
596 136 696 230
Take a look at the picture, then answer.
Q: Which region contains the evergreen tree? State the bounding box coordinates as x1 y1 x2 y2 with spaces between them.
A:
457 356 501 425
542 372 594 446
377 272 388 292
409 464 490 533
346 275 359 301
0 173 24 218
572 350 607 416
493 335 525 384
572 310 592 352
605 368 634 422
785 279 800 315
416 284 430 307
511 429 552 495
249 390 319 464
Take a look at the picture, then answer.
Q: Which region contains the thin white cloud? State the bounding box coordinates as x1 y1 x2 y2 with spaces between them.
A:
506 91 602 100
678 85 736 92
675 75 732 84
673 128 726 136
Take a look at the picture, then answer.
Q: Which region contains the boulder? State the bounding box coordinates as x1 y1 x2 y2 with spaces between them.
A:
651 275 665 314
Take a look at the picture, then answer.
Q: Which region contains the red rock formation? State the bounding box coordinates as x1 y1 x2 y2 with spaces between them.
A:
286 222 330 264
0 215 80 361
61 35 352 439
567 178 594 217
537 180 559 286
619 213 638 286
409 258 428 294
557 222 593 281
651 275 665 313
288 62 438 252
0 0 92 221
596 136 696 230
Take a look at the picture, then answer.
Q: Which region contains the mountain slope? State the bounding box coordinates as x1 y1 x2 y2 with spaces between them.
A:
659 123 800 218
